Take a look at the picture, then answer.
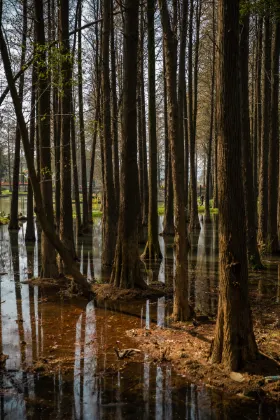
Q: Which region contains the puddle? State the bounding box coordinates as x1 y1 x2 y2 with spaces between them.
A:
0 200 279 418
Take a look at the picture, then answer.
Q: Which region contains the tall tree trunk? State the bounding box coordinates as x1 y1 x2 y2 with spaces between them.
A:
78 0 89 232
59 0 76 259
205 0 215 223
162 50 175 236
188 0 200 231
34 0 59 278
25 59 36 242
178 0 188 219
88 2 101 223
159 0 192 321
240 13 263 268
255 18 263 193
70 96 82 236
101 0 117 267
258 13 271 247
268 21 280 252
142 0 162 260
138 5 149 233
111 0 120 213
9 0 27 230
111 0 146 289
210 0 258 370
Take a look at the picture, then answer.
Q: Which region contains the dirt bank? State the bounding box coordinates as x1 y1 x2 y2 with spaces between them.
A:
127 294 280 402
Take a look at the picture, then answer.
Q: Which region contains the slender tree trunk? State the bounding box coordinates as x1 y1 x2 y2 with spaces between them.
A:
142 0 162 260
210 0 258 370
9 0 27 230
268 21 280 252
111 0 146 289
70 96 82 236
159 0 192 321
162 51 175 236
78 0 89 232
88 3 101 223
101 0 117 267
25 60 36 242
188 0 200 231
59 0 76 259
34 0 59 278
138 6 149 231
178 0 188 218
111 0 120 213
205 0 215 223
256 18 263 190
240 13 263 268
258 13 271 247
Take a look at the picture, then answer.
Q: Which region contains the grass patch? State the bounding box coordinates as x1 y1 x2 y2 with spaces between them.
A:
198 206 218 214
157 205 218 215
158 206 164 216
0 216 9 225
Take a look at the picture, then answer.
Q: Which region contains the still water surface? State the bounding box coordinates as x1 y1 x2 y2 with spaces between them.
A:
0 197 279 419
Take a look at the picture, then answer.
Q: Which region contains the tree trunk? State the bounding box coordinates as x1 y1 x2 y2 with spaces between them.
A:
210 0 258 371
34 0 59 278
159 0 192 321
138 5 149 233
111 0 120 213
25 58 36 242
9 0 27 230
205 0 215 223
162 51 174 236
188 0 200 231
59 0 76 259
101 0 117 267
258 13 271 247
78 0 89 232
142 0 162 260
268 21 280 252
111 0 146 289
240 13 263 268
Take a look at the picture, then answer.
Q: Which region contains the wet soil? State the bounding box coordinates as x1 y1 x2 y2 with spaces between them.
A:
127 293 280 403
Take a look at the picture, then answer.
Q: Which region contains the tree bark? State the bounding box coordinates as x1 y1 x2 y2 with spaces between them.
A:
188 0 200 231
101 0 117 267
205 0 215 223
59 0 76 259
34 0 59 278
210 0 258 370
78 0 89 232
268 21 280 252
9 0 27 230
240 13 263 268
111 0 146 289
142 0 162 260
25 59 36 242
159 0 192 321
258 13 271 247
111 0 120 213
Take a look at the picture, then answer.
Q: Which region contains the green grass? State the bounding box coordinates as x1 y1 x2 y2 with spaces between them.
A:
0 216 9 225
158 204 218 215
198 206 218 214
1 189 12 196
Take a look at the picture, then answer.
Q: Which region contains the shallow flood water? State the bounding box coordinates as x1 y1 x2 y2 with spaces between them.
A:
0 198 279 418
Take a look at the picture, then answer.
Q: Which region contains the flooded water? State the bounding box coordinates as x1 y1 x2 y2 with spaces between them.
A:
0 197 279 419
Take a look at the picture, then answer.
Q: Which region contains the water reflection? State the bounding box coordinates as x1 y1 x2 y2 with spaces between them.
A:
0 214 279 418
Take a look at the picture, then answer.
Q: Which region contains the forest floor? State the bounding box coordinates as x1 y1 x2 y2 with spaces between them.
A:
126 292 280 403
